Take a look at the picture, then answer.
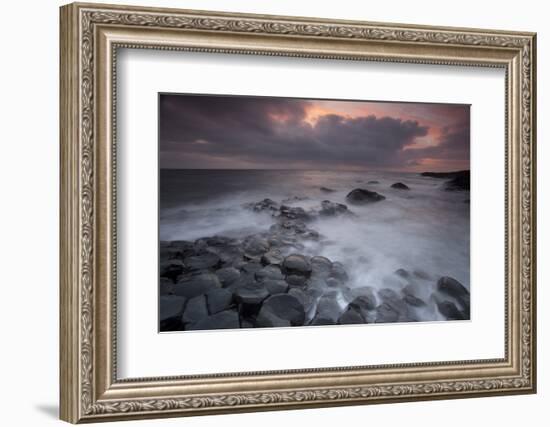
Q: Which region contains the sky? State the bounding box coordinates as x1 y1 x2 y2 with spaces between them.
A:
159 94 470 172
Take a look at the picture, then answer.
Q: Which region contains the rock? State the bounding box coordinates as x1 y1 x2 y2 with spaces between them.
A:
282 254 312 277
160 277 175 295
437 276 470 309
263 279 289 295
346 287 377 307
310 256 332 276
181 295 209 324
184 253 221 271
174 273 222 299
319 200 350 217
413 269 432 280
330 262 349 282
272 219 308 235
349 294 377 312
404 294 426 307
245 198 279 213
367 180 380 184
215 267 241 287
160 295 186 322
256 294 306 327
346 188 386 204
205 288 234 314
325 277 342 288
243 236 270 258
286 274 308 287
320 186 336 193
375 303 400 323
315 294 345 323
339 307 366 324
394 268 410 279
421 170 470 191
160 259 185 281
375 288 409 322
261 249 284 266
187 310 240 330
437 300 467 320
277 205 313 222
287 288 317 319
282 195 309 204
310 315 337 326
240 261 263 275
255 265 284 282
445 172 470 191
233 284 270 314
391 182 410 190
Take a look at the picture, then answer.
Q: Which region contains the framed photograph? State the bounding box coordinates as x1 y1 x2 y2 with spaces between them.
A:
60 2 537 423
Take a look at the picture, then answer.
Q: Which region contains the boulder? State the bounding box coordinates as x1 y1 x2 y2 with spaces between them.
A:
240 261 263 275
187 309 240 330
445 172 470 191
394 268 410 279
285 274 308 287
310 256 332 276
338 307 366 324
215 267 241 287
404 294 426 307
437 276 469 300
320 186 336 193
184 253 221 271
330 262 349 282
282 254 312 277
205 288 234 314
349 294 377 312
413 269 432 280
174 273 222 299
375 302 400 323
310 315 337 326
437 300 467 320
242 235 270 258
233 284 270 315
159 259 185 281
181 295 209 324
346 188 386 204
160 295 186 323
367 180 380 184
391 182 410 190
278 205 313 222
263 279 289 295
315 293 345 323
261 249 284 266
159 277 175 295
245 198 279 213
325 277 342 288
346 286 377 308
255 265 284 282
256 294 306 327
437 276 470 310
319 200 351 217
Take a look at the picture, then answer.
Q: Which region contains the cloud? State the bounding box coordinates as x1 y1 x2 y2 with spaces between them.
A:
160 94 468 170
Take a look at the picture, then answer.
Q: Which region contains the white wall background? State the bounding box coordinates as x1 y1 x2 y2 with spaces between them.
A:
0 0 545 425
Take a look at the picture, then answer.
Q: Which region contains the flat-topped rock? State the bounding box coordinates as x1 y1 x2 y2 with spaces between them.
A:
346 188 386 204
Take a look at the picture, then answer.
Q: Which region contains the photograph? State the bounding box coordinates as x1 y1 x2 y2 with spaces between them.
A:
158 94 471 332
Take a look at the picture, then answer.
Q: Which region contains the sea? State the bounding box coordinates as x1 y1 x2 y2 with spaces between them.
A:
160 169 470 300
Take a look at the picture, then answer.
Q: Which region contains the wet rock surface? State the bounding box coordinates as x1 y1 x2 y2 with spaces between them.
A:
391 182 410 190
346 188 386 204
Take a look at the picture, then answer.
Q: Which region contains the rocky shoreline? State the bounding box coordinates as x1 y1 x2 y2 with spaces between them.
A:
160 173 471 332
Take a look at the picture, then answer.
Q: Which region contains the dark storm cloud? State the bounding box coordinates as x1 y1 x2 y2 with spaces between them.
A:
403 120 470 163
159 94 467 170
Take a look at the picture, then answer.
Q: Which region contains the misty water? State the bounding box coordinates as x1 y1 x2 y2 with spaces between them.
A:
160 169 470 324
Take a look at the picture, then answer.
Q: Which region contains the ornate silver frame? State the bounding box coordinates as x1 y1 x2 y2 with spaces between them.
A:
60 2 536 423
